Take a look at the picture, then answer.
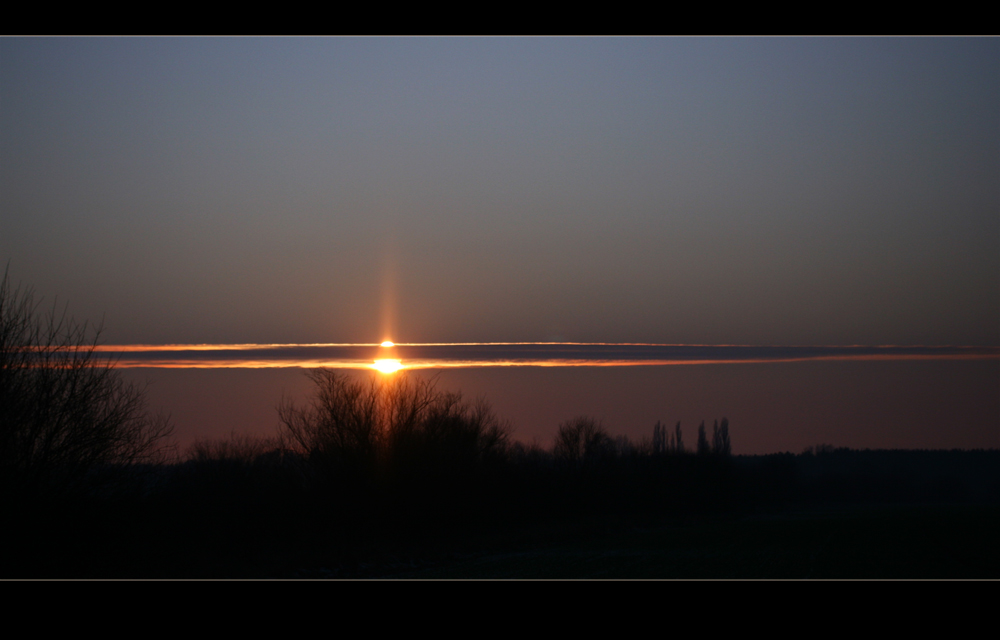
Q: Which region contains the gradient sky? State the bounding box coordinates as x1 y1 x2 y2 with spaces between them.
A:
3 37 998 347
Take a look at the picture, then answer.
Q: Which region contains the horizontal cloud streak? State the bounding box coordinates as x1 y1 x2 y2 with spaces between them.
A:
94 343 1000 369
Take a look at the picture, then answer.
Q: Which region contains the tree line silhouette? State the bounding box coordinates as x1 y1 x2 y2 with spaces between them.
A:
651 418 730 456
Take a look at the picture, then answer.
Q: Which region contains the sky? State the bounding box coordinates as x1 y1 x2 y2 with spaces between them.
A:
2 37 997 451
3 37 997 347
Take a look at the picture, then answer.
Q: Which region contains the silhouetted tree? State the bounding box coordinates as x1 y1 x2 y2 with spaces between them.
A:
0 268 172 502
697 421 710 456
712 417 731 456
672 421 684 454
553 417 614 464
653 420 666 455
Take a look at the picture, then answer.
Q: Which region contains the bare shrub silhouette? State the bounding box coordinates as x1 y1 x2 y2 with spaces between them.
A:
803 443 837 456
0 268 172 503
187 433 288 464
553 417 615 464
177 432 309 519
277 369 511 483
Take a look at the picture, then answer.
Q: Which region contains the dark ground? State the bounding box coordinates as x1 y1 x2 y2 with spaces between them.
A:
5 450 999 579
328 505 1000 579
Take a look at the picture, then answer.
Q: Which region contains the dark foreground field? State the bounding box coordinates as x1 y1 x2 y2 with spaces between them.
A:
350 506 1000 579
5 448 998 579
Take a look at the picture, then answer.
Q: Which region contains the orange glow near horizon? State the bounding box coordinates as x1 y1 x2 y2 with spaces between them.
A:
85 342 1000 369
372 359 403 374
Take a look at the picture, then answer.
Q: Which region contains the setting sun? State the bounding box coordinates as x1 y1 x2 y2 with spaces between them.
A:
381 341 395 347
372 358 403 374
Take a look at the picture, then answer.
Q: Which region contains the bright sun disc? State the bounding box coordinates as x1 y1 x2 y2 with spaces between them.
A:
380 341 394 347
373 359 403 374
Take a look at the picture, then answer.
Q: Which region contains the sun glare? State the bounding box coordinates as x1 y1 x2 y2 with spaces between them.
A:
373 359 403 374
381 341 395 347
